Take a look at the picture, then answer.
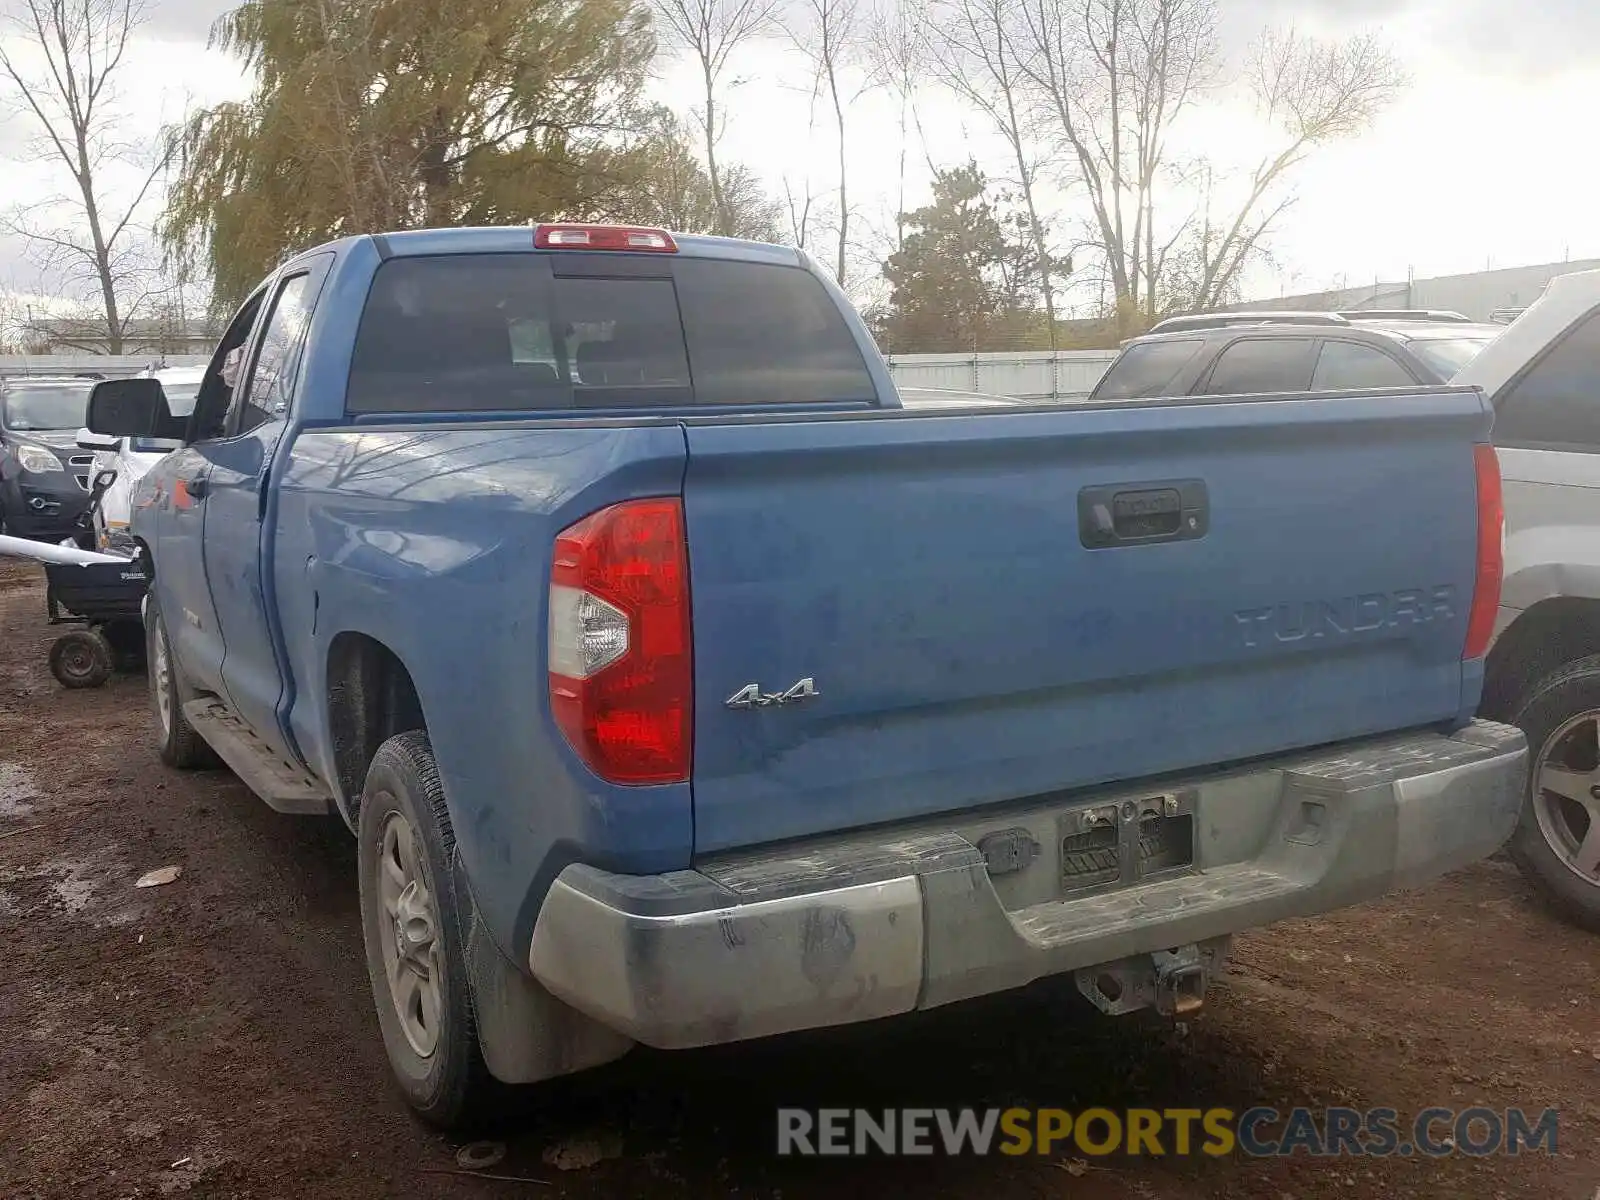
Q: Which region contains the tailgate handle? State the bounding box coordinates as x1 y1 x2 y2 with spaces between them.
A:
1078 479 1208 548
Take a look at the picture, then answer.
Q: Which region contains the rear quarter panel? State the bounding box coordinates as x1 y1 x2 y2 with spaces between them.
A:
261 232 896 960
273 421 691 959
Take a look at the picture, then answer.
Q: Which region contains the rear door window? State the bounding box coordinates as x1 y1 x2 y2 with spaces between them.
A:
1310 340 1416 390
346 253 875 414
1199 338 1316 395
1092 339 1203 400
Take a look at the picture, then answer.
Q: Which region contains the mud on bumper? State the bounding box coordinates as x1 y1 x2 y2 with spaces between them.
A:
528 720 1526 1050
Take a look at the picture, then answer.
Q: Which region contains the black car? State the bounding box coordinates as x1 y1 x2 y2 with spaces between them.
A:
1088 310 1504 403
0 376 98 542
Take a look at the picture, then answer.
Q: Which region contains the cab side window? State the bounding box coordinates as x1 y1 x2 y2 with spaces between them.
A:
231 273 315 435
1494 309 1600 450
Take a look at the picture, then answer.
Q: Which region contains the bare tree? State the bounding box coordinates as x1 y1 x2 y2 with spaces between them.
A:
1011 0 1401 329
0 290 25 354
0 0 175 353
1190 29 1405 308
779 65 826 252
782 177 822 250
1007 0 1403 330
652 0 780 237
925 0 1061 346
1011 0 1217 329
866 1 936 257
788 0 866 286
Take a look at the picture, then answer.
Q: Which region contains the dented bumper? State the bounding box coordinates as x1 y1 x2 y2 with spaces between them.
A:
527 720 1526 1050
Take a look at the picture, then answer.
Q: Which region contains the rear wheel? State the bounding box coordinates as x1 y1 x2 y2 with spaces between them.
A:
145 594 217 769
1509 656 1600 932
357 731 494 1128
49 629 113 689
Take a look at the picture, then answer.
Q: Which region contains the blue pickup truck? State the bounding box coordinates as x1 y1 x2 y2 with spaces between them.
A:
85 223 1527 1127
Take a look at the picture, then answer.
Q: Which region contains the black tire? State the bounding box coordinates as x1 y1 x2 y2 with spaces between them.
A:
144 593 218 769
357 731 494 1128
1508 654 1600 932
49 629 113 689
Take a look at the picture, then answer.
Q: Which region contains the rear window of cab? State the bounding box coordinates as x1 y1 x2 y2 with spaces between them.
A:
345 254 878 413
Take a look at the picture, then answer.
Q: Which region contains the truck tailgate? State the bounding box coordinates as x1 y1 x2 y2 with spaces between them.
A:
681 388 1492 854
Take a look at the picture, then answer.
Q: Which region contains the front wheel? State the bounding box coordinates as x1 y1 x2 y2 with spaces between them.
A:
357 731 494 1128
144 594 216 769
1509 655 1600 932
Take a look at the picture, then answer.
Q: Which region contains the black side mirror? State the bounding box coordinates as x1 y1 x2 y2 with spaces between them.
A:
87 379 186 442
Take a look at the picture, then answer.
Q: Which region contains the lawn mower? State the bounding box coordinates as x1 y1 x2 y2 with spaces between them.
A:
0 466 150 689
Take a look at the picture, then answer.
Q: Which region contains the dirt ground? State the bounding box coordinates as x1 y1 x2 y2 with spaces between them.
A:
0 557 1596 1200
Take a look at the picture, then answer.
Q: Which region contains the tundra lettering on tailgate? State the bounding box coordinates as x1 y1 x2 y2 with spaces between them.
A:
1233 586 1458 649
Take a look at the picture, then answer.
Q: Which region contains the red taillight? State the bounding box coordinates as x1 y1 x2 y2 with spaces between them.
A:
533 224 678 252
1464 443 1504 660
548 498 692 784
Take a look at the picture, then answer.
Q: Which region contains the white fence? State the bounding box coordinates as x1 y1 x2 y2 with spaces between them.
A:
3 350 1120 403
0 355 210 379
886 350 1118 403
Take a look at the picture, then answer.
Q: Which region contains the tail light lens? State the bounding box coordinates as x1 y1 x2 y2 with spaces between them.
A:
1464 443 1504 661
548 498 692 784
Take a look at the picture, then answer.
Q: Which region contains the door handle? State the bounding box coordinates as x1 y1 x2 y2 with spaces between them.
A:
1078 479 1208 548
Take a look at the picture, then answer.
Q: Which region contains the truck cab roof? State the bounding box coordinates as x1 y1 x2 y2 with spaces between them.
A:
345 224 806 268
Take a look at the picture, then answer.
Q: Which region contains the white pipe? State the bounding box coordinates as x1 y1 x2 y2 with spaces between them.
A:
0 534 133 567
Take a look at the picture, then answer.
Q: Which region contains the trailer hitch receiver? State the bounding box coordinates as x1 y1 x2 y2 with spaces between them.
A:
1075 937 1230 1017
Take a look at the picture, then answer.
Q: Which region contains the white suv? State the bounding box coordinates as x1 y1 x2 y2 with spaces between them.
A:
1456 269 1600 929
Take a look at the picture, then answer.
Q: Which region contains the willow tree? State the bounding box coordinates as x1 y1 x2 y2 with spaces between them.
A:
163 0 663 307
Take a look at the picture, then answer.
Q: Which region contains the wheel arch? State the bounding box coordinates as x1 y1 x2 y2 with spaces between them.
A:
325 630 426 829
1483 597 1600 720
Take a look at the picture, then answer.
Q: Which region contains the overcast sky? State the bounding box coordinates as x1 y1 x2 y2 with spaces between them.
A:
3 0 1599 313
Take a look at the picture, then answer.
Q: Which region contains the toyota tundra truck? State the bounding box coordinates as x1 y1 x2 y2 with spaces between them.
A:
84 223 1527 1128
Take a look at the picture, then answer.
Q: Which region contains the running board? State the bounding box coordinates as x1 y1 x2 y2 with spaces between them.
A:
183 699 333 816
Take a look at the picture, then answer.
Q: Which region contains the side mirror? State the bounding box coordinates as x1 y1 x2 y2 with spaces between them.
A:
76 427 120 452
86 378 186 442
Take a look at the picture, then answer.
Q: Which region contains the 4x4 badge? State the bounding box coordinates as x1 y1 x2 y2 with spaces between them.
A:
725 677 820 710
